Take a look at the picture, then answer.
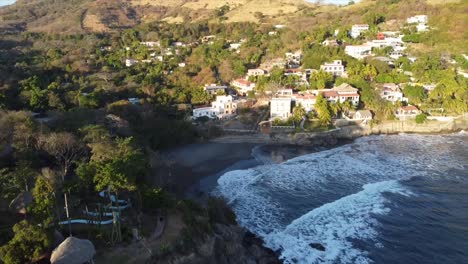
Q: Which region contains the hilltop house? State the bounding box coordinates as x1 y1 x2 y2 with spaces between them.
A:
204 84 227 95
350 24 369 39
395 105 420 120
270 97 292 120
231 79 256 95
140 41 160 48
320 60 345 77
125 58 138 67
345 45 372 59
247 69 267 78
285 50 303 67
407 15 428 24
322 39 340 47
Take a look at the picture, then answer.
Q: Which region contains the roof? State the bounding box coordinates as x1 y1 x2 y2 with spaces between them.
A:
355 110 373 118
296 95 316 100
233 79 252 86
332 83 358 93
50 237 95 264
401 105 419 111
339 93 360 97
322 91 339 97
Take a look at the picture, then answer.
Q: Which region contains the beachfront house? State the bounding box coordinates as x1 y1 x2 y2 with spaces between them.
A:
345 45 372 59
350 24 370 39
193 95 238 120
354 110 373 120
395 105 421 120
294 94 316 112
320 60 345 77
270 97 292 119
231 79 256 96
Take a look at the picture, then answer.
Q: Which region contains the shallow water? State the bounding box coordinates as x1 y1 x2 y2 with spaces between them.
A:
216 133 468 264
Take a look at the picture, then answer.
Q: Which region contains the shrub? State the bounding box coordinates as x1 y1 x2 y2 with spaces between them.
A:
415 113 427 124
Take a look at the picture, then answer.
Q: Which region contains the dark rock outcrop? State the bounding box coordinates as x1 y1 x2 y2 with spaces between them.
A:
151 224 281 264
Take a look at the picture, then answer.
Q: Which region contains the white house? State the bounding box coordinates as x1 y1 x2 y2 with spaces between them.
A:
285 50 303 66
320 60 345 77
331 83 360 106
193 95 238 120
268 31 278 36
380 84 408 103
354 110 373 120
274 24 286 29
231 79 256 95
193 107 220 120
247 69 267 77
416 24 429 32
204 84 227 95
140 41 160 48
125 58 138 67
229 43 242 51
395 105 421 120
294 95 316 112
407 15 428 24
211 95 238 116
270 97 292 119
276 89 293 97
345 45 372 59
350 24 370 39
322 39 340 47
310 83 360 106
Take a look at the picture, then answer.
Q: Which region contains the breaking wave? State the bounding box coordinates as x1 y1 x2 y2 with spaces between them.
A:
216 134 468 263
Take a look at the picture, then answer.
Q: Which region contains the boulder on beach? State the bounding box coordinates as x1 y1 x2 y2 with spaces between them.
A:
50 237 95 264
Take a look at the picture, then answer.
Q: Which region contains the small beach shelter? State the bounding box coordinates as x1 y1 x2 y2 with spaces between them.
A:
50 237 96 264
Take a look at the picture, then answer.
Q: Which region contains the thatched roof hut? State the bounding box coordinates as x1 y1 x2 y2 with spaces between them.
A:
50 237 95 264
9 191 33 214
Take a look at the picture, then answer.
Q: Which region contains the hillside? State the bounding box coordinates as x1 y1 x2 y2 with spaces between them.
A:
0 0 313 33
0 0 466 53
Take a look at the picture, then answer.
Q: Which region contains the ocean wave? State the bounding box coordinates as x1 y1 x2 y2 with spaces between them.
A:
265 180 412 264
216 134 468 263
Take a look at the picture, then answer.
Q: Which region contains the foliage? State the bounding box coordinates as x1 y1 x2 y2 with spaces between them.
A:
415 113 427 124
314 93 332 126
403 85 426 104
309 70 333 89
0 220 52 264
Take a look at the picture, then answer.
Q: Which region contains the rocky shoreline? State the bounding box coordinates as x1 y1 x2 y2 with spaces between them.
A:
211 116 468 146
150 224 282 264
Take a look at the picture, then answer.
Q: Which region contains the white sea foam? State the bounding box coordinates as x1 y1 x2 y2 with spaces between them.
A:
265 181 412 264
216 134 468 263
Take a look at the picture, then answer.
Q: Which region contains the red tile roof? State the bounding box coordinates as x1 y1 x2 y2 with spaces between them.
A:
233 79 252 86
322 91 339 97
